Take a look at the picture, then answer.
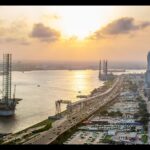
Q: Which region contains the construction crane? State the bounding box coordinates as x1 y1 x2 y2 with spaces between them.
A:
55 99 72 118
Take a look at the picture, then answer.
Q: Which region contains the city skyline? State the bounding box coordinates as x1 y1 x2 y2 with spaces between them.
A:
0 6 150 145
0 6 150 63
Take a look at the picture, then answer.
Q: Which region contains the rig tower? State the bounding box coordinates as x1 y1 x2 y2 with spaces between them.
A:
2 54 12 104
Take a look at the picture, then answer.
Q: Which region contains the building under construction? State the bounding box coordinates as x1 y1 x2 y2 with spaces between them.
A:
0 54 21 116
99 60 114 81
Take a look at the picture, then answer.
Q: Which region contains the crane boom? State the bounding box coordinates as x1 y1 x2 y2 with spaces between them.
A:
55 99 72 118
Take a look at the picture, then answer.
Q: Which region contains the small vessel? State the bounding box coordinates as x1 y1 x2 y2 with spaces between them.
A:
37 85 40 87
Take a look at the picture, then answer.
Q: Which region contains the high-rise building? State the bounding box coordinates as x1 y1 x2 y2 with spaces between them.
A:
144 51 150 99
99 59 107 81
145 52 150 87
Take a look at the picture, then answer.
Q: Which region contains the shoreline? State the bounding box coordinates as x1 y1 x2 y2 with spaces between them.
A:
2 78 106 136
13 109 68 135
1 76 122 144
11 69 146 72
4 78 115 137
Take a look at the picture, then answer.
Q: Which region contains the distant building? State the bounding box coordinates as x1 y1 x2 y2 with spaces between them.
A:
99 59 114 81
145 51 150 99
113 132 138 143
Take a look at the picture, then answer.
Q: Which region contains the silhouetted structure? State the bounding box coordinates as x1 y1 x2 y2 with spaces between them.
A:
0 54 22 116
144 51 150 100
99 59 114 81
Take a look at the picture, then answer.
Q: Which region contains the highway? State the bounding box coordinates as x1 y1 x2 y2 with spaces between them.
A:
23 75 124 144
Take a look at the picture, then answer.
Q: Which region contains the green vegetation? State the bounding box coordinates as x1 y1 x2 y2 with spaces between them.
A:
4 120 52 144
108 111 123 117
1 120 53 145
104 79 115 89
32 120 52 134
136 96 143 101
3 138 21 145
14 119 49 136
93 96 119 119
127 81 138 93
22 133 33 139
138 98 149 132
52 123 82 144
131 126 136 132
141 134 148 144
0 139 4 144
99 110 108 116
102 135 112 143
7 118 54 140
91 78 115 96
98 110 123 117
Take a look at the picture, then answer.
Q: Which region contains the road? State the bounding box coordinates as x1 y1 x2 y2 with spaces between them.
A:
23 76 124 144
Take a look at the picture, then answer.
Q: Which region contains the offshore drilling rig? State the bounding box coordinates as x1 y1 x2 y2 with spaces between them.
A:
0 54 22 116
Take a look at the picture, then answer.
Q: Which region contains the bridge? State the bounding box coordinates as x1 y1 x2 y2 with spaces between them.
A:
24 75 124 144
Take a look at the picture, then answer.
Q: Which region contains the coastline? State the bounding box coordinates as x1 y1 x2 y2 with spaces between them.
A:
14 78 116 135
11 68 146 72
1 78 116 144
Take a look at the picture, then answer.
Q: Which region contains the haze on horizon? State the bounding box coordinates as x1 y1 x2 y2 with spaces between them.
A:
0 6 150 64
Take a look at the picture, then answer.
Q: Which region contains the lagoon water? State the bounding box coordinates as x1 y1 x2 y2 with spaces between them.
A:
0 69 146 133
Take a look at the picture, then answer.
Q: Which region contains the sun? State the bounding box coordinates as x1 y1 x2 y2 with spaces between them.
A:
45 6 116 40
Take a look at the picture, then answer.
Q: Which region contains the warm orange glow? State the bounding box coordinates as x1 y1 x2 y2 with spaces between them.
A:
0 6 150 62
44 6 116 40
72 71 89 93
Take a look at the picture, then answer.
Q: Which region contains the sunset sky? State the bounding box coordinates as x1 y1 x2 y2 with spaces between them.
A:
0 6 150 63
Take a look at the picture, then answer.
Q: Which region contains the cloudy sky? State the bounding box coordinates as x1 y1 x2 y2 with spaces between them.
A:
0 6 150 63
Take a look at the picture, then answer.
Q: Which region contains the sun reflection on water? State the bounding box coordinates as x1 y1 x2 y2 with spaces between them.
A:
72 70 90 94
